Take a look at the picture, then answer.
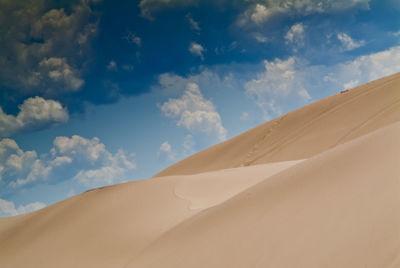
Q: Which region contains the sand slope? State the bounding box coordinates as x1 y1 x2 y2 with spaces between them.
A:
129 122 400 268
156 72 400 177
0 160 302 268
0 74 399 267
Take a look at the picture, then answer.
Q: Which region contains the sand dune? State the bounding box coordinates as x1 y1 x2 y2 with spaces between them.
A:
156 72 400 177
0 160 303 268
129 122 400 268
0 73 399 267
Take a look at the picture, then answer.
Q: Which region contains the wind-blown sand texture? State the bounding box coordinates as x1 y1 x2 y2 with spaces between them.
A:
0 73 399 268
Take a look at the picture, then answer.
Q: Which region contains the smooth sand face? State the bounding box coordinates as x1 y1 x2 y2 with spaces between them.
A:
128 122 400 268
0 73 399 268
0 159 303 268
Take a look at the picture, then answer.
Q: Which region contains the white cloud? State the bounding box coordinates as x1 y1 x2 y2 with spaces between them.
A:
323 45 400 89
158 141 176 161
0 138 51 187
245 57 310 119
73 167 118 187
238 0 370 27
391 29 400 37
0 96 69 138
186 13 201 31
51 136 136 187
0 0 99 96
51 135 106 163
107 60 118 71
57 138 136 188
285 23 305 50
249 4 271 25
189 42 205 60
246 46 400 118
160 83 227 141
155 68 233 97
298 89 312 101
159 141 172 153
252 32 269 43
342 80 359 90
0 135 136 189
337 32 365 51
0 198 46 217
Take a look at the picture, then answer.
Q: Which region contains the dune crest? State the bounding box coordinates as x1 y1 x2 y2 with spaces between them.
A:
156 72 400 177
0 73 399 268
128 122 400 268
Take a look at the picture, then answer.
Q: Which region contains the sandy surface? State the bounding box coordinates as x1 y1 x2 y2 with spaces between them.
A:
129 122 400 268
0 73 399 268
0 160 303 268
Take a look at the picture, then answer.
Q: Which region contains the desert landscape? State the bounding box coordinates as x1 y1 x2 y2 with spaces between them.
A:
0 73 399 268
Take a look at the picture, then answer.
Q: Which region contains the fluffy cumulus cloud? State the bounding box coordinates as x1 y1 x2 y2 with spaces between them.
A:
0 96 69 138
336 32 365 51
51 135 106 163
0 138 51 187
51 135 136 187
247 4 271 25
285 23 305 50
0 0 99 98
0 198 46 217
238 0 370 27
72 148 135 187
0 135 136 190
189 42 205 60
160 83 227 141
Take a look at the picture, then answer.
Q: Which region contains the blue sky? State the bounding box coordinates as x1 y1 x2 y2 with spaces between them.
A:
0 0 399 216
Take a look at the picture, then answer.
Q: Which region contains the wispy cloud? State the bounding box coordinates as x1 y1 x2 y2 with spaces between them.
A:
158 141 177 162
245 57 310 119
124 32 142 47
285 23 305 51
246 46 400 118
107 60 118 71
186 13 201 31
337 32 365 51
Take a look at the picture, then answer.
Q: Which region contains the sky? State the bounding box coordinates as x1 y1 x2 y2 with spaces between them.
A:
0 0 399 217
